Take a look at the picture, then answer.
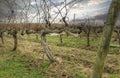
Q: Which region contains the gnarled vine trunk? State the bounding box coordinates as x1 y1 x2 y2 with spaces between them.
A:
41 30 56 62
0 32 4 44
12 29 18 51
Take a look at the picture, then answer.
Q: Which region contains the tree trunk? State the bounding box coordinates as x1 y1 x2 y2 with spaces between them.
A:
12 29 18 51
91 0 120 78
59 34 63 43
41 31 56 62
0 32 4 44
86 26 91 47
12 33 17 51
87 30 90 47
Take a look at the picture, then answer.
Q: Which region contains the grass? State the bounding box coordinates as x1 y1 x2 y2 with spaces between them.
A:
110 74 119 78
11 32 119 53
46 34 119 54
0 50 45 78
0 33 120 78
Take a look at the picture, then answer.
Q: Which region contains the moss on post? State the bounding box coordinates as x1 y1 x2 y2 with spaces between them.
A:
91 0 120 78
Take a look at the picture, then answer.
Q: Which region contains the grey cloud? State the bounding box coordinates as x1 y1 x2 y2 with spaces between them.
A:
0 0 114 22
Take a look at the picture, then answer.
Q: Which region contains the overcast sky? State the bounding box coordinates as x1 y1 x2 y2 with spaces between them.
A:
0 0 112 23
